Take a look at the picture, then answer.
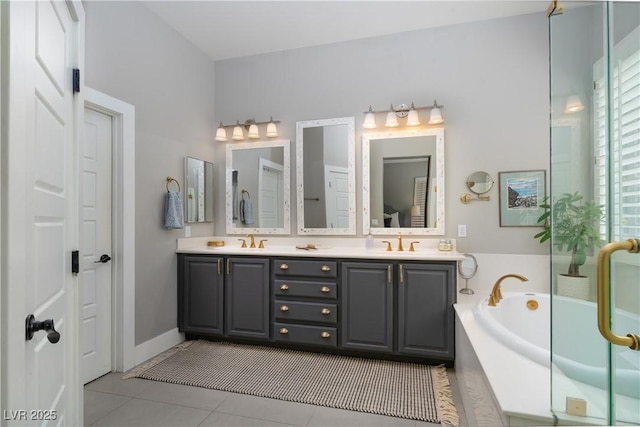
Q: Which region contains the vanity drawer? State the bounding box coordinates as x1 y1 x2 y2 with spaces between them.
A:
273 300 337 324
273 259 338 278
274 323 337 348
273 280 337 299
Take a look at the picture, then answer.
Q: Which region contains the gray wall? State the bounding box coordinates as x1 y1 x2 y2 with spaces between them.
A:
85 4 550 346
84 1 216 345
215 10 549 255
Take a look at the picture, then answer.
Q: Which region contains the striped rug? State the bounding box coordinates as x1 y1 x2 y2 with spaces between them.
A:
124 340 459 426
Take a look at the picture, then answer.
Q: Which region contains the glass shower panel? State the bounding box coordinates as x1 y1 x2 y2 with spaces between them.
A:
607 4 640 424
550 2 639 425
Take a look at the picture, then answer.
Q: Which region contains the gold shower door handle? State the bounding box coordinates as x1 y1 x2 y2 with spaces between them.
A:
596 238 640 351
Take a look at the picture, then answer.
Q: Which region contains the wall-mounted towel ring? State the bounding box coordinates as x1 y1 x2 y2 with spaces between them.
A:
166 176 181 192
242 189 251 200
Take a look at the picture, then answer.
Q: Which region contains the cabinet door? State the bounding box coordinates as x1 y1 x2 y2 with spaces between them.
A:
178 255 224 335
397 263 455 359
341 262 393 353
226 257 270 340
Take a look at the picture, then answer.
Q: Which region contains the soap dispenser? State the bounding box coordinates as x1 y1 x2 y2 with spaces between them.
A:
366 233 374 249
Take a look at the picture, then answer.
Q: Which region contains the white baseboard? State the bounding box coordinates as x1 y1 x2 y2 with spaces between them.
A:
134 328 185 365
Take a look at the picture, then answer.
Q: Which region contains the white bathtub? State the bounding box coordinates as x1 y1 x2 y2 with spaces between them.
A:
474 292 640 400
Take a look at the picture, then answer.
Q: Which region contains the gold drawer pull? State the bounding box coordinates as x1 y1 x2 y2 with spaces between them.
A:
321 308 331 315
280 284 289 291
321 265 331 272
321 332 331 339
279 263 289 270
280 305 289 312
320 286 331 293
279 328 289 334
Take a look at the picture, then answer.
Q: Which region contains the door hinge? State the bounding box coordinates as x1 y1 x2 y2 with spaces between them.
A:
71 250 79 274
72 68 80 93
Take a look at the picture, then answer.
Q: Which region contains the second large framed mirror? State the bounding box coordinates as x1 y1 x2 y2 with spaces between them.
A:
226 140 290 234
296 117 355 235
363 127 445 235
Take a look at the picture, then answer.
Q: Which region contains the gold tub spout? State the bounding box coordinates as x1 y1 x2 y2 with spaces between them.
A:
488 274 529 306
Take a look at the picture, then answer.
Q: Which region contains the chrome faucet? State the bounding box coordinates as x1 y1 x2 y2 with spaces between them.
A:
246 234 256 248
488 274 529 306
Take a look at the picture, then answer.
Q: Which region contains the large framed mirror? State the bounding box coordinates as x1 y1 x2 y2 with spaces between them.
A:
226 140 290 234
363 127 445 235
296 117 355 235
185 156 214 223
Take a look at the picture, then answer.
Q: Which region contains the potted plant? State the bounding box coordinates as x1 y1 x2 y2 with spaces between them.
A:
534 192 604 299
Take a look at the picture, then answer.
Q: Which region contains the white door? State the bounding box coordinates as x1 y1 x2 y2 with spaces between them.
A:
325 166 349 229
1 1 84 425
258 158 283 228
82 108 113 384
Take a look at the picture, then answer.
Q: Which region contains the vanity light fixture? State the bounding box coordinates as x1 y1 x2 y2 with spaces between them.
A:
232 121 245 141
385 104 399 127
215 122 227 142
215 117 281 142
266 117 279 138
362 100 444 129
564 94 584 113
428 100 444 125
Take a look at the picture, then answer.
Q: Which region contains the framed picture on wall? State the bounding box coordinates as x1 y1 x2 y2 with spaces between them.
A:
498 170 546 227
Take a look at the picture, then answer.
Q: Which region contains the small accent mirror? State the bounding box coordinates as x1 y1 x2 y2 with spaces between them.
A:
226 140 290 234
185 156 214 223
458 253 478 295
460 171 493 204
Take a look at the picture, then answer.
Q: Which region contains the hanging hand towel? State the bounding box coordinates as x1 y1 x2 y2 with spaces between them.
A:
241 199 255 225
165 191 184 229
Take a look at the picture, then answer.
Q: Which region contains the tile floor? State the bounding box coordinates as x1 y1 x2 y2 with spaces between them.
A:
84 369 468 427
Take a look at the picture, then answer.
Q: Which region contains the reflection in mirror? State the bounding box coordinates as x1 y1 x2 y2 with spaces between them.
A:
466 171 494 195
296 117 355 235
363 128 445 235
185 156 214 223
226 140 290 234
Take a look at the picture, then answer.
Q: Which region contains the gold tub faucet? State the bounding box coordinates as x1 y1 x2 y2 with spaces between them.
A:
488 274 529 306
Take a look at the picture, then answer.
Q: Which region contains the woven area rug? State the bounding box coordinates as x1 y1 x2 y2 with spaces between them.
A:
124 340 459 426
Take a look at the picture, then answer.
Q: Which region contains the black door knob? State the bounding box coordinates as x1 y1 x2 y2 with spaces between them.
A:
25 314 60 344
94 254 112 263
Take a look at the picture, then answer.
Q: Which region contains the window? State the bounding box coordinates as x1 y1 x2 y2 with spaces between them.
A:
594 27 640 241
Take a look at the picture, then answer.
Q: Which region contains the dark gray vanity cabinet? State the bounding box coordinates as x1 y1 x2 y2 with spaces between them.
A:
341 262 393 353
178 255 224 336
340 260 455 361
225 257 270 340
397 262 456 360
272 258 338 348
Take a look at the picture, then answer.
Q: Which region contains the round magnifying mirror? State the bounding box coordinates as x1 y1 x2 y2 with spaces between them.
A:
458 253 478 295
466 171 494 195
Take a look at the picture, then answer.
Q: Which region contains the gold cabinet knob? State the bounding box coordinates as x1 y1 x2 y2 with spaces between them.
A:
321 332 331 339
279 328 289 334
321 308 331 315
279 263 289 270
321 265 331 272
280 305 289 312
320 286 331 293
279 284 289 291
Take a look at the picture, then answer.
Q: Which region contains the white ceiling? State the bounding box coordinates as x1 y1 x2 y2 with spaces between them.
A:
143 1 549 61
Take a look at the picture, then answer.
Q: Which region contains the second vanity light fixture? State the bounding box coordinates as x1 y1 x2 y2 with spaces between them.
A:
363 100 444 129
215 117 280 142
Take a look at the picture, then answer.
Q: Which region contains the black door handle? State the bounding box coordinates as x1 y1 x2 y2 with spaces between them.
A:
25 314 60 344
94 254 111 263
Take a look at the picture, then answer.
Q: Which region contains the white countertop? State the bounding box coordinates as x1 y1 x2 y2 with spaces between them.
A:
176 236 465 261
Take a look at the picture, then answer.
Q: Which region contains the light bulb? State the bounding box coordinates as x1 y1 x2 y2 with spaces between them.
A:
214 123 227 142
